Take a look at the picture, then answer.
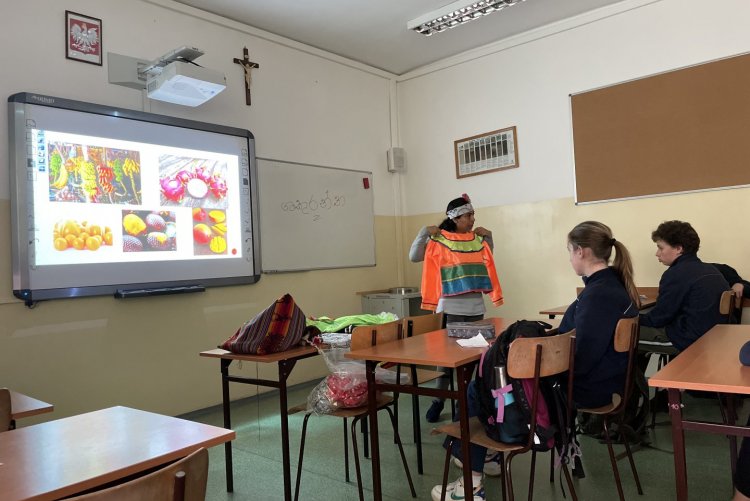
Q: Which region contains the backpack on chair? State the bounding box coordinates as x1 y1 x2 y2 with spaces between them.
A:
474 320 582 474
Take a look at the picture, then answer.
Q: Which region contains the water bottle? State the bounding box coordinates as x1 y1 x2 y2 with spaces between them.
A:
494 365 514 406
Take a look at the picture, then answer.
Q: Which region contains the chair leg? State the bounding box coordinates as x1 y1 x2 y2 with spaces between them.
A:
528 449 537 501
393 364 401 445
621 426 644 495
343 418 350 483
294 413 311 501
448 368 456 419
719 393 739 489
441 438 455 501
549 448 555 483
500 452 508 501
506 451 517 501
384 406 417 497
561 463 578 501
361 416 369 458
411 364 424 475
603 417 626 501
350 417 365 501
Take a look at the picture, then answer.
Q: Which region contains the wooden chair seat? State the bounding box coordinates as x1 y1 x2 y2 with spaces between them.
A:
386 366 444 385
289 394 394 418
579 394 622 415
433 418 525 454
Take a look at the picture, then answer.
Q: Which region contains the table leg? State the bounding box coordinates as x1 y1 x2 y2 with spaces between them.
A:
457 364 474 496
366 360 382 501
667 388 687 500
726 393 738 480
220 359 234 492
279 358 298 501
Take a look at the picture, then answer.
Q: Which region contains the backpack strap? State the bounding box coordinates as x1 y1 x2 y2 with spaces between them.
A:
490 385 513 422
478 347 489 377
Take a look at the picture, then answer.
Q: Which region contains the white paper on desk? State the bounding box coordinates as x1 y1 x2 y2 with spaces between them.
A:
456 334 489 347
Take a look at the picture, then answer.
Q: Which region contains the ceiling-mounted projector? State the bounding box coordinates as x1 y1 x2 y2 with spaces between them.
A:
107 46 227 107
147 61 226 107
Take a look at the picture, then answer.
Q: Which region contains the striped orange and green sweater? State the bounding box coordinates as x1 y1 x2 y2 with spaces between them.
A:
420 230 504 311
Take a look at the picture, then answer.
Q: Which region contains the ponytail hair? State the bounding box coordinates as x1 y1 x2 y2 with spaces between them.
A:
568 221 640 308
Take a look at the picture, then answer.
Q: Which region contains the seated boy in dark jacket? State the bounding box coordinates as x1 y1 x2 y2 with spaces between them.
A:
639 221 729 353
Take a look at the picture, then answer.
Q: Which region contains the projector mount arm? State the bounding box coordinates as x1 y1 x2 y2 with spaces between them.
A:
138 46 205 78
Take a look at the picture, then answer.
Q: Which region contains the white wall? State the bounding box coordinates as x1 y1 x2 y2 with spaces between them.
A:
396 0 750 214
397 0 750 319
0 0 400 419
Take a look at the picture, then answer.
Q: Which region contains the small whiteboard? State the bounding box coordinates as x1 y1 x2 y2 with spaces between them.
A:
258 158 375 272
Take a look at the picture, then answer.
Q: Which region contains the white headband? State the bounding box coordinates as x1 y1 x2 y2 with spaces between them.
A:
446 203 474 219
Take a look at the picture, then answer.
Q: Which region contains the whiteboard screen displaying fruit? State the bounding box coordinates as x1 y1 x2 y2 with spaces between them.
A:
9 93 261 302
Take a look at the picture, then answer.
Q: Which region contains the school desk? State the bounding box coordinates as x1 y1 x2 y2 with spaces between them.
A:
648 325 750 500
0 405 234 501
539 286 659 319
9 390 53 428
347 317 558 501
199 345 318 501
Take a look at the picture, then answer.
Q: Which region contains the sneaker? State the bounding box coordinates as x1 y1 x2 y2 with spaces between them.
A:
426 399 445 423
431 476 485 501
453 451 503 477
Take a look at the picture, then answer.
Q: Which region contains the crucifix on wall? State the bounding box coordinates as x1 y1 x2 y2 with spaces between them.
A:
233 47 259 106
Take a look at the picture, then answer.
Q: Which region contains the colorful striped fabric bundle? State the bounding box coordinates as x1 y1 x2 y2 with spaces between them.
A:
221 293 306 354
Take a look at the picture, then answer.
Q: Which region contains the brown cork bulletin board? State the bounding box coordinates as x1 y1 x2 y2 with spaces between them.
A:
571 52 750 204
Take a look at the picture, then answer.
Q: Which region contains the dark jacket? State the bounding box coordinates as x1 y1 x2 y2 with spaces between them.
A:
560 267 637 408
640 253 729 352
710 263 750 298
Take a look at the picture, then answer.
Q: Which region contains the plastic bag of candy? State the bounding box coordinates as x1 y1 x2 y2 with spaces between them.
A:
306 346 409 414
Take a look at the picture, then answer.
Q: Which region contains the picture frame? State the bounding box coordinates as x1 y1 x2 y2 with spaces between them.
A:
454 126 519 179
65 10 102 65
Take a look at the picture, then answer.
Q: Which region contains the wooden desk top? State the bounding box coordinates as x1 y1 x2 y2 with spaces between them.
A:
539 290 658 317
9 390 53 420
200 345 318 363
648 325 750 394
0 406 235 501
346 317 558 367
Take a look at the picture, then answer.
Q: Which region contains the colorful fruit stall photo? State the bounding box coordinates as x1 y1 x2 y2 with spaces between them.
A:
48 142 141 205
158 155 229 209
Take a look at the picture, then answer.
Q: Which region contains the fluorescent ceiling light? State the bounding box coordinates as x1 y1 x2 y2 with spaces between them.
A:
408 0 527 36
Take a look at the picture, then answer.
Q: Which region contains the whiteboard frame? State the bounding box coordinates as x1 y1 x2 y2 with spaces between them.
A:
257 157 376 273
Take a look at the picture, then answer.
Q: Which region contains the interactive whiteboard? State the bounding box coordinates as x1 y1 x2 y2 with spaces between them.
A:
258 158 375 272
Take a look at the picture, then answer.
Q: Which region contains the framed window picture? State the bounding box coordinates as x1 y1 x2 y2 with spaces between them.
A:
65 11 102 65
454 126 519 179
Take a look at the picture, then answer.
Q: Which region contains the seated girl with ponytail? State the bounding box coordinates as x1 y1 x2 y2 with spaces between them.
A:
560 221 640 409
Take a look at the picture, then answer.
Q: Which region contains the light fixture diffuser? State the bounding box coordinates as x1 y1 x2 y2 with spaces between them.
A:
408 0 527 36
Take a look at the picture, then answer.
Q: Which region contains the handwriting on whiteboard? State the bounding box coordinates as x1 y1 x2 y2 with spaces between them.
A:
280 190 346 221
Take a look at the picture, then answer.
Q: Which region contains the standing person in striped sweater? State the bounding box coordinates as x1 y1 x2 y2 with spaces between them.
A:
410 194 504 426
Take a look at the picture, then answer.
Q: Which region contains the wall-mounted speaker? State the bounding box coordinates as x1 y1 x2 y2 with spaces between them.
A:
387 147 406 172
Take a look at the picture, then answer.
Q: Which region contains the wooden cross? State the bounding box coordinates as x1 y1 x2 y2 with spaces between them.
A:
233 47 259 106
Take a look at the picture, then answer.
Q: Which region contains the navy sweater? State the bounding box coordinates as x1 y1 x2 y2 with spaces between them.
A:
640 254 729 352
560 267 636 408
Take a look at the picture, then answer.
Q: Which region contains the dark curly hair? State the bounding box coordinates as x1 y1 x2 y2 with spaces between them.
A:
651 220 700 254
